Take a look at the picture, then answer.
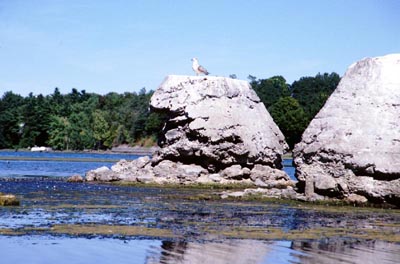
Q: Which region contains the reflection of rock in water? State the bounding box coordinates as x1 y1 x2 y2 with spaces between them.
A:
146 240 271 264
146 239 400 264
291 239 400 264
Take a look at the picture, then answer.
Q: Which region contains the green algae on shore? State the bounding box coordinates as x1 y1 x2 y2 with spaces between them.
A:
1 223 399 243
204 226 400 243
1 178 399 245
50 224 177 238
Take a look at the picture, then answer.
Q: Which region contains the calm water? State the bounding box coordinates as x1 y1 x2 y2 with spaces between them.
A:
0 151 296 180
0 151 140 178
1 236 398 264
0 151 399 264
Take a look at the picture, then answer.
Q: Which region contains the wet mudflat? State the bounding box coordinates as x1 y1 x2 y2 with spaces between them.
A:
0 178 399 263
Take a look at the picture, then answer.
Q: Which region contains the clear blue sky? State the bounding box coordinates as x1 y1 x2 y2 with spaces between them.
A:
1 0 399 96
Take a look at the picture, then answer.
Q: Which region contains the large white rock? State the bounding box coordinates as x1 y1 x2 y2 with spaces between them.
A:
294 54 400 205
150 75 288 170
87 75 292 187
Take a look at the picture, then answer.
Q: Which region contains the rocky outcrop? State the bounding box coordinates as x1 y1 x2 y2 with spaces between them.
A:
150 75 288 170
294 54 400 206
87 75 292 188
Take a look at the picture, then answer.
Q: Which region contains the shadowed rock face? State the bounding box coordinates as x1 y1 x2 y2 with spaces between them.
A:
87 75 292 189
150 75 288 171
294 54 400 205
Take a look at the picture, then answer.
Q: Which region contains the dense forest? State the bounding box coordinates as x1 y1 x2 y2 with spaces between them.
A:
0 72 340 151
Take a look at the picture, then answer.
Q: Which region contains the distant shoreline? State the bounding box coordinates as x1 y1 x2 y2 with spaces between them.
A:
0 147 292 159
0 146 158 156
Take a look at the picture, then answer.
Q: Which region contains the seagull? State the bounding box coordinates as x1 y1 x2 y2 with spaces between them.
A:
191 58 209 76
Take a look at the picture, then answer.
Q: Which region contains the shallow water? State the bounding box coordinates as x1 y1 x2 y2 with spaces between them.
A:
0 151 140 178
0 150 140 160
1 236 399 264
0 152 399 263
0 151 295 179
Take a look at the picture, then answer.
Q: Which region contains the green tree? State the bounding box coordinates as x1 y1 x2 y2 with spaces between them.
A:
48 116 71 150
252 76 290 108
269 97 308 149
291 72 340 121
19 93 52 147
0 92 24 148
92 110 111 149
145 112 166 137
48 88 64 115
111 124 130 146
67 112 95 150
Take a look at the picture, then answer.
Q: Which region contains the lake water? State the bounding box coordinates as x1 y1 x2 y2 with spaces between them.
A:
0 151 141 178
0 151 296 180
0 151 399 264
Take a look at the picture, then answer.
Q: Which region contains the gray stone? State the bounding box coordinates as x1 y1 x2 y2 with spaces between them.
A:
220 165 251 180
137 172 155 183
280 186 301 200
150 75 288 169
209 173 222 182
221 191 246 199
346 194 368 204
112 156 151 173
254 178 268 187
294 54 400 206
67 174 84 183
221 186 302 200
87 76 291 189
152 160 208 183
0 194 19 206
250 164 290 181
86 166 118 182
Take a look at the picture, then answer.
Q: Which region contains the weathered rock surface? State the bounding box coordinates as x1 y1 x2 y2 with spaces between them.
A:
220 187 301 200
294 54 400 206
86 166 118 182
150 75 288 169
87 76 292 188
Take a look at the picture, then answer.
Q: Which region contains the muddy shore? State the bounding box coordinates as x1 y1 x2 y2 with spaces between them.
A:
1 178 399 243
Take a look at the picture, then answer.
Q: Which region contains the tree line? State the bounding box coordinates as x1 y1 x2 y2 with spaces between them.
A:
0 88 165 150
251 72 340 148
0 72 340 151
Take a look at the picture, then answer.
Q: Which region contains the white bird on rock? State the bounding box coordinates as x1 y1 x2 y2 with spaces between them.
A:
191 58 209 76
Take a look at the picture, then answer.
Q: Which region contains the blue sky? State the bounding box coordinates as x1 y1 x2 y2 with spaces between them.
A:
1 0 399 96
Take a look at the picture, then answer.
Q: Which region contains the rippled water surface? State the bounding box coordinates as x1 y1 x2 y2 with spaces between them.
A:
0 151 140 177
0 151 399 263
1 236 399 264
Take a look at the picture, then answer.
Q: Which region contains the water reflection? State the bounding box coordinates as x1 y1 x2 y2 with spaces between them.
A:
146 239 400 264
0 235 399 263
147 240 272 264
290 240 400 264
1 153 399 263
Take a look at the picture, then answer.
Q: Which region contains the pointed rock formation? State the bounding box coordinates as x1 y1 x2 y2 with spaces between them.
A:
87 75 292 188
294 54 400 206
150 75 288 170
